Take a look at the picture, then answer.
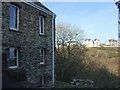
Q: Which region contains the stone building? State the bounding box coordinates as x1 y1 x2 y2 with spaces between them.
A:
2 1 56 87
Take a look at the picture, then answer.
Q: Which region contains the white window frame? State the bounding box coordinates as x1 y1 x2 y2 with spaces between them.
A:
40 49 45 64
40 76 45 85
9 4 19 31
9 47 19 69
39 16 44 35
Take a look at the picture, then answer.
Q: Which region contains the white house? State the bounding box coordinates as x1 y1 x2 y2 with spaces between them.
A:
105 39 118 47
93 39 100 47
67 41 77 46
83 39 94 47
83 39 100 47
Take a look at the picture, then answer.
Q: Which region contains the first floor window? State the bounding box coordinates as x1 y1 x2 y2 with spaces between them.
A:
39 49 45 64
8 47 18 68
9 4 19 30
39 16 44 35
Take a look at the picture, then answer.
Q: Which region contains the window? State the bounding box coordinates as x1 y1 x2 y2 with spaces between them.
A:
9 4 19 30
39 49 45 64
39 16 44 35
40 76 46 85
8 47 18 68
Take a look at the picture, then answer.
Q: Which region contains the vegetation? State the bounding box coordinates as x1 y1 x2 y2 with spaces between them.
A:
82 47 118 88
55 22 118 88
85 47 118 76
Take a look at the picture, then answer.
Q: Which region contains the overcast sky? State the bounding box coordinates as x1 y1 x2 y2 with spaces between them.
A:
42 2 118 43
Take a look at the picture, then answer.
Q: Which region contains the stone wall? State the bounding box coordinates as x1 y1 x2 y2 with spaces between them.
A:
2 2 54 86
0 1 2 89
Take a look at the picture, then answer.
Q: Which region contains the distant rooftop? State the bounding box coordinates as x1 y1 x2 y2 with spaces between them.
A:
108 39 117 42
67 41 77 43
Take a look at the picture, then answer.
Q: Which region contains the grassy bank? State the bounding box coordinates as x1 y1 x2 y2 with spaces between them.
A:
85 47 118 76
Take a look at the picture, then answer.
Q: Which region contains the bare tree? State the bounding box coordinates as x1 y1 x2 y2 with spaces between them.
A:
56 22 84 46
56 22 87 82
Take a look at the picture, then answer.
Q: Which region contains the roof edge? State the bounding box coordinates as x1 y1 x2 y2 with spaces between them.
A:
21 0 56 16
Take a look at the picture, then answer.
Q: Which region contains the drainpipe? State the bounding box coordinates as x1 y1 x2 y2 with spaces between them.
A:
0 2 2 90
52 13 56 85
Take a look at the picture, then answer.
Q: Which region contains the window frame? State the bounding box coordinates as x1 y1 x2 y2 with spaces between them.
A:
39 15 44 35
40 76 46 85
9 4 19 31
8 47 19 69
39 48 45 64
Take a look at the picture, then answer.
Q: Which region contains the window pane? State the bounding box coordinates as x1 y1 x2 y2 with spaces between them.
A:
41 49 43 55
44 76 46 84
40 49 44 63
40 56 44 62
39 17 41 32
41 17 43 33
14 48 17 57
9 48 18 67
9 58 17 66
10 6 16 18
40 76 42 84
39 16 44 34
41 26 43 33
10 48 15 58
10 17 16 29
15 18 18 29
9 5 18 29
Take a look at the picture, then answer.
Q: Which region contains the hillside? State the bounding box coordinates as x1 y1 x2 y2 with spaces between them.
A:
56 46 118 88
79 47 118 87
85 47 118 76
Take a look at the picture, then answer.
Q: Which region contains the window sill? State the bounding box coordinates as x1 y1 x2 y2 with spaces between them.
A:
38 63 46 68
9 66 18 69
39 34 47 37
9 29 22 33
40 62 44 64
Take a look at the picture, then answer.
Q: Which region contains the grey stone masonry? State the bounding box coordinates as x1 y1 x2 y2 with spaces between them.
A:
2 2 55 87
0 1 2 90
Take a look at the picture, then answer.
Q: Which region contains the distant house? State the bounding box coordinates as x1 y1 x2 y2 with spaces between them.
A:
105 39 118 47
2 1 56 87
56 41 78 48
83 39 94 47
83 39 100 47
66 41 77 46
93 39 100 47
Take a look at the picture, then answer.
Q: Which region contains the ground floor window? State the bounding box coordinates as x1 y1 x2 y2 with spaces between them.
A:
8 47 18 68
40 76 46 85
39 48 45 64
